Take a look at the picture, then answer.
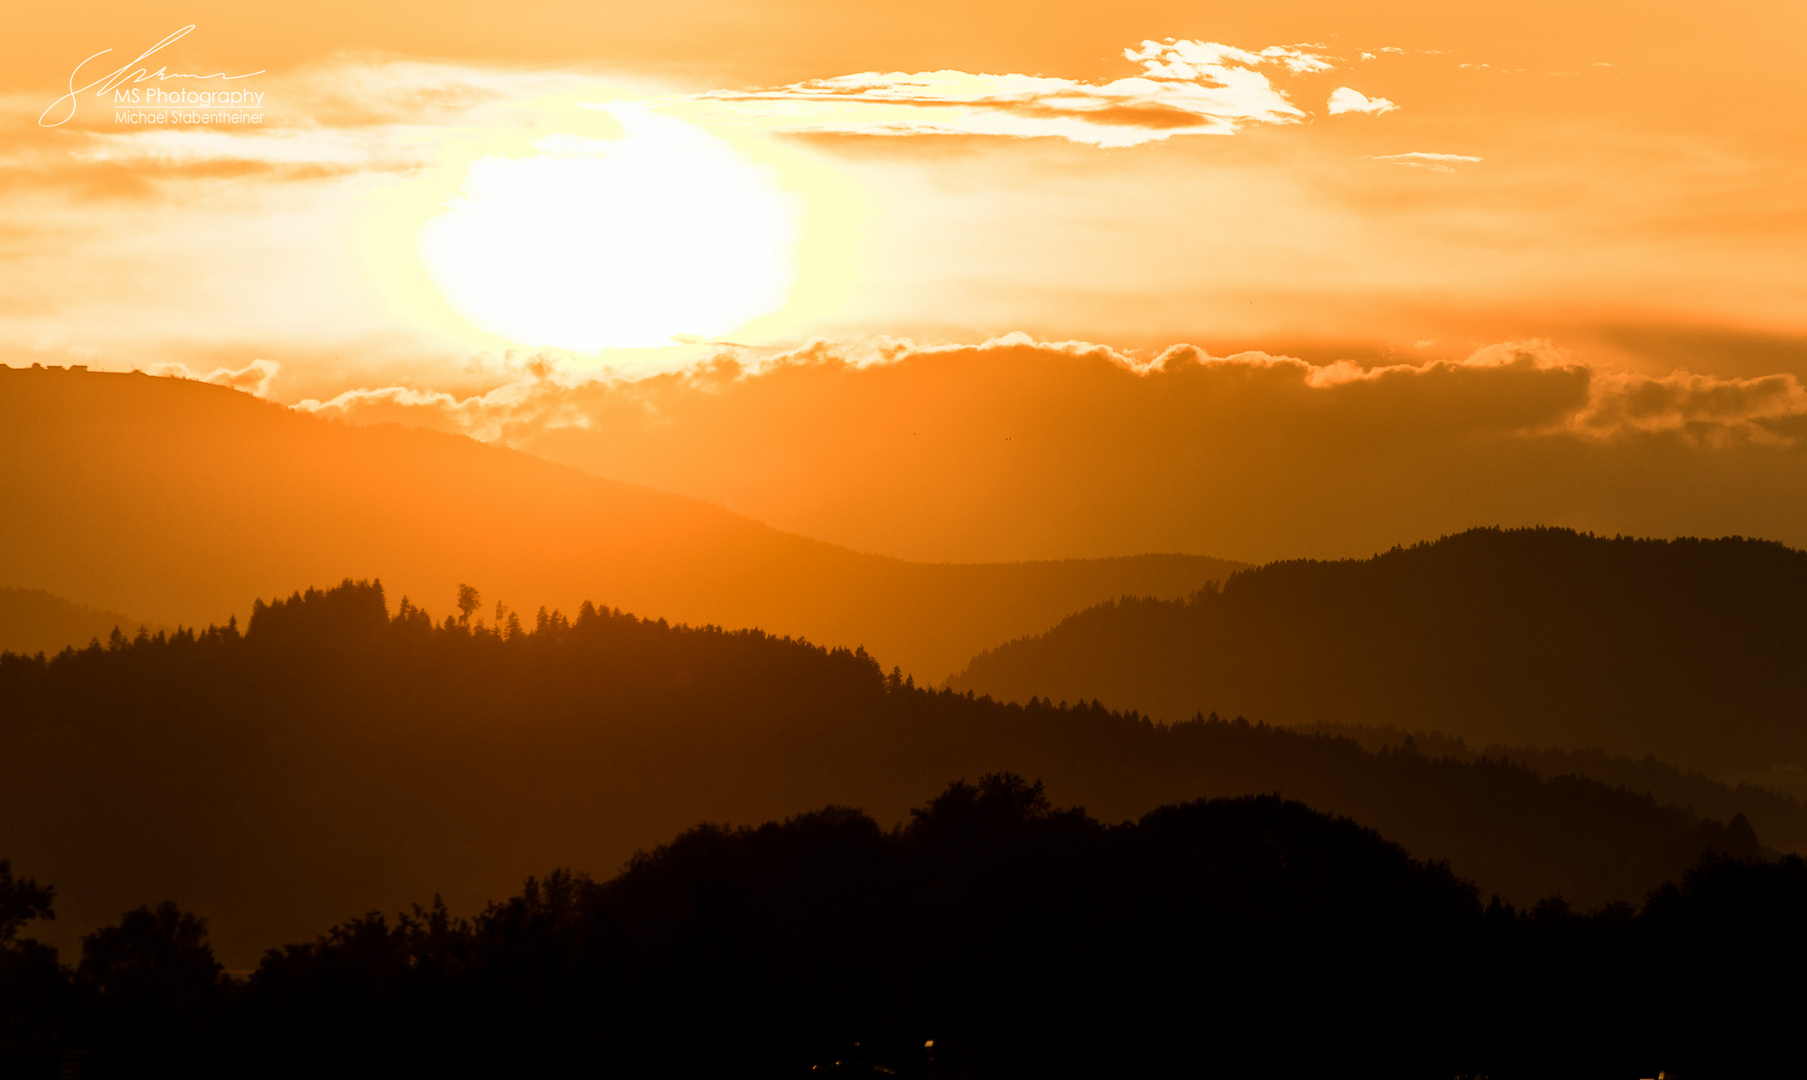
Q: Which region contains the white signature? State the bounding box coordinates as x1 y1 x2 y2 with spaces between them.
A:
39 26 265 128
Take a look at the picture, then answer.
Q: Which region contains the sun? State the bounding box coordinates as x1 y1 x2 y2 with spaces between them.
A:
414 103 801 352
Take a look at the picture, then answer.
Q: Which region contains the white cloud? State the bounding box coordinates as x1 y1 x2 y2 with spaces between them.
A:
1363 151 1483 173
145 358 282 397
1326 87 1398 115
686 38 1352 147
292 334 1807 453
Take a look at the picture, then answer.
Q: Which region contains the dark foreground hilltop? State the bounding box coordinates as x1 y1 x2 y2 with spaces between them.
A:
2 778 1802 1079
949 526 1807 789
0 580 1770 964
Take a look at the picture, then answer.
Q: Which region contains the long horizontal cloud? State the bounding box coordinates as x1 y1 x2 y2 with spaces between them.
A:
4 41 1388 187
1363 151 1482 172
688 39 1388 146
294 336 1807 563
300 336 1807 448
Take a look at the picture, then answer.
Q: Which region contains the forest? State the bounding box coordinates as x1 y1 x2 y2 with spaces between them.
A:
2 776 1801 1079
948 526 1807 793
0 580 1774 968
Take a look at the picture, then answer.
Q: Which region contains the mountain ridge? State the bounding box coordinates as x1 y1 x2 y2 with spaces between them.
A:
0 364 1241 681
0 587 164 658
947 526 1807 789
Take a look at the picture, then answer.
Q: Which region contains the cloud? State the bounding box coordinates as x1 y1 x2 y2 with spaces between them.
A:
687 38 1354 147
0 60 618 198
286 334 1807 564
0 43 1366 185
300 336 1807 452
1326 87 1398 115
146 358 281 396
1576 368 1807 445
8 43 1802 398
296 365 589 443
1363 151 1482 172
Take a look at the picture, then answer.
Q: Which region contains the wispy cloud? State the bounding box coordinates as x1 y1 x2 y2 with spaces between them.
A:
2 60 599 188
1363 151 1483 173
686 39 1375 147
147 358 283 396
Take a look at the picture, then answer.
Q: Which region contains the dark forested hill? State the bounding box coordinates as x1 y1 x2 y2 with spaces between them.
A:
947 527 1807 791
7 777 1802 1080
0 581 1762 967
0 364 1241 681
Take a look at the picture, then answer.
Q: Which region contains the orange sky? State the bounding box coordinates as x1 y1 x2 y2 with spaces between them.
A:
4 0 1806 561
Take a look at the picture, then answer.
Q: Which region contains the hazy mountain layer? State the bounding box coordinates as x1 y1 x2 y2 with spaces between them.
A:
0 587 160 658
947 527 1807 785
0 364 1239 681
1294 722 1807 854
0 582 1760 967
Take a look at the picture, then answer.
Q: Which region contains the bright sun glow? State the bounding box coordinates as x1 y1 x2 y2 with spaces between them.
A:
416 104 801 352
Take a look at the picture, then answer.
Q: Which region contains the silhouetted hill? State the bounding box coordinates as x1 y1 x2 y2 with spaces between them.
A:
948 527 1807 791
1296 722 1807 855
0 588 162 659
0 581 1761 967
4 778 1801 1079
0 364 1242 681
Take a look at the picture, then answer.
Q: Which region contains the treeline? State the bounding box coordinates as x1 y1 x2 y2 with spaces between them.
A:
948 526 1807 791
0 580 1764 966
3 779 1803 1079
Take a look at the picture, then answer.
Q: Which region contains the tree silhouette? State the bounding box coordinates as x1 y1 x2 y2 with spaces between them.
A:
456 584 481 627
77 901 223 1060
0 861 53 947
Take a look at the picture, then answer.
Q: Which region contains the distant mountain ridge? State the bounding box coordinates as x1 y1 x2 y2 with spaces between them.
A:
0 364 1240 680
947 527 1807 788
0 587 161 658
1293 722 1807 855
